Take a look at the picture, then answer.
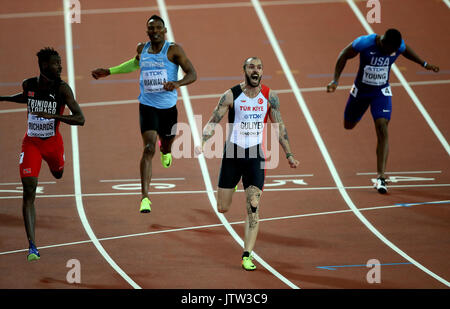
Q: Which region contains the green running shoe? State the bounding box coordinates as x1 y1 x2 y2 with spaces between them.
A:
161 152 172 168
242 255 256 271
140 197 152 213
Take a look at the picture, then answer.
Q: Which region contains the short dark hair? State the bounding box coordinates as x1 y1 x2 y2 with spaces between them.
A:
36 47 59 69
383 28 402 49
243 57 262 70
147 15 165 26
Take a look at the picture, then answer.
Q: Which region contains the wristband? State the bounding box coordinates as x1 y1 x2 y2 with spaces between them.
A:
423 62 427 68
286 153 293 159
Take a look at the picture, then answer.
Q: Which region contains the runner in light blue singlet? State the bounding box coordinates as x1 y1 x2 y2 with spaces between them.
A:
138 40 179 109
91 15 197 212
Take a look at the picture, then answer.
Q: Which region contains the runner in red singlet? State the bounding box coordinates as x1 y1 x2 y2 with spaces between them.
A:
0 47 85 261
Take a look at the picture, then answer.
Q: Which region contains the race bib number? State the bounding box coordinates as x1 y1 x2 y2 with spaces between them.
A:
381 85 392 96
27 114 55 138
142 69 168 93
362 65 389 86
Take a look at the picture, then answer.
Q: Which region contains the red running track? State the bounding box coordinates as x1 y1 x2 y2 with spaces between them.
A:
0 0 449 290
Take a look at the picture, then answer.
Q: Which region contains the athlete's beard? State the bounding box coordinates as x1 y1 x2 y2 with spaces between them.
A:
41 70 61 83
245 73 261 88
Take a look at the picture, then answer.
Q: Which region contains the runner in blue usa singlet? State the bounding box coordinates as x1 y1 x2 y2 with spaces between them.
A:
327 29 439 194
345 33 405 123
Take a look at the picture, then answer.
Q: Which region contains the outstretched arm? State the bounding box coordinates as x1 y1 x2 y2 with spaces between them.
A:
268 90 299 168
165 44 197 91
0 93 26 103
33 83 85 126
91 43 143 79
402 44 439 72
0 80 28 104
327 43 359 92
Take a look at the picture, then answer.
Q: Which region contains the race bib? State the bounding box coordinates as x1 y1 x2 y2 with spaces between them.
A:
27 114 55 138
142 69 168 93
362 65 389 86
381 85 392 97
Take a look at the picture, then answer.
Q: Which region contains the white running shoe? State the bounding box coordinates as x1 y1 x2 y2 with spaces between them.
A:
375 177 387 194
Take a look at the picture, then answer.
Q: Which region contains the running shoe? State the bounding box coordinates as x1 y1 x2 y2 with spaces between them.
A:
140 197 152 213
242 255 256 271
375 177 387 194
160 152 172 168
27 241 40 261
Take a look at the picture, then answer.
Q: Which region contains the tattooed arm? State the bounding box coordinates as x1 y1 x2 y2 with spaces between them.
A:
268 90 299 168
201 90 233 147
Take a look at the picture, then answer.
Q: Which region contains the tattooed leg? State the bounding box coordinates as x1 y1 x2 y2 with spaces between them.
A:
244 185 262 254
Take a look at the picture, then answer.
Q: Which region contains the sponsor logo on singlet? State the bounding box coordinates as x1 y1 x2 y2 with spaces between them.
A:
230 92 268 148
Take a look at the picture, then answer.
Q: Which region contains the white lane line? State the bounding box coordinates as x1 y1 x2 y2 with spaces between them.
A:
1 183 450 200
346 0 450 156
357 171 442 175
403 79 450 86
2 198 448 257
62 0 141 290
156 0 299 290
0 181 56 185
99 178 185 182
443 0 450 9
78 99 137 108
266 174 314 178
0 0 356 19
253 0 450 287
2 80 450 114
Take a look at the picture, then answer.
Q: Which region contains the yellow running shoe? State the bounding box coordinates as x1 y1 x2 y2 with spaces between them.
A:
242 255 256 271
140 197 152 213
161 152 172 168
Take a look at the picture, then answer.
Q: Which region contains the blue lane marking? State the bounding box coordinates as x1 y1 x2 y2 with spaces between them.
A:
317 262 412 271
396 201 450 207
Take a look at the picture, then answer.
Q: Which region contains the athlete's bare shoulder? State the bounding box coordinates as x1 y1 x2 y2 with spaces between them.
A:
220 89 234 107
167 42 182 52
56 80 75 99
135 42 147 61
167 42 188 62
22 77 38 89
136 42 146 54
268 89 280 108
